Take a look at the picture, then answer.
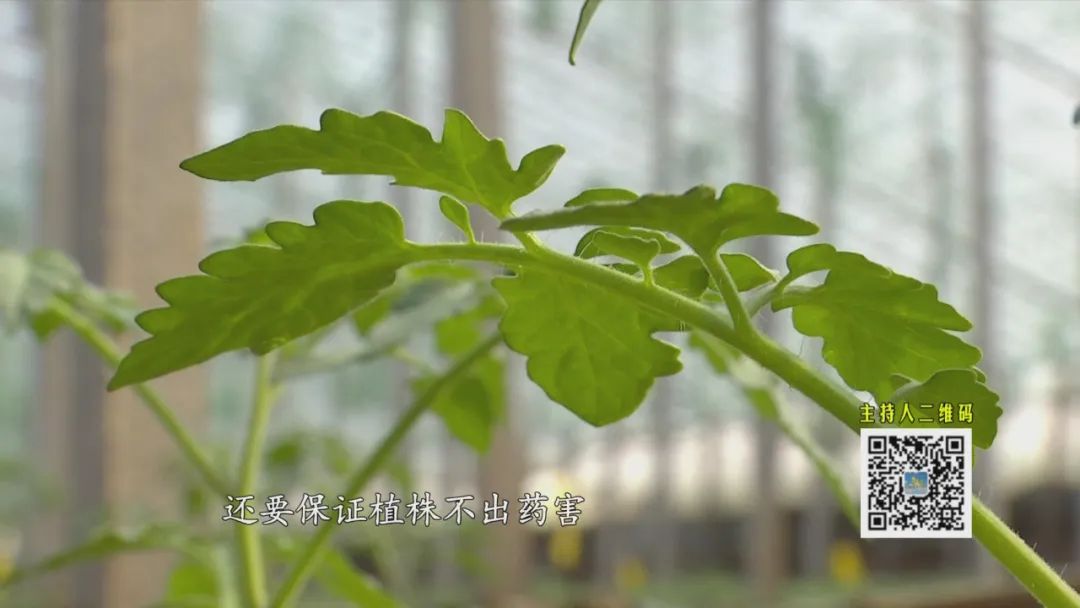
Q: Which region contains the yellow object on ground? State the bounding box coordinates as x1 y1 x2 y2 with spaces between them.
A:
614 555 649 591
829 539 866 585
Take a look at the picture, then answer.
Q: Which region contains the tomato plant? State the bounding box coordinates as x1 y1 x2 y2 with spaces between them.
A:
1 3 1077 607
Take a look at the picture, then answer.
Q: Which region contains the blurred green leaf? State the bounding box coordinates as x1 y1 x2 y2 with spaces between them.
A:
564 187 637 207
3 524 203 587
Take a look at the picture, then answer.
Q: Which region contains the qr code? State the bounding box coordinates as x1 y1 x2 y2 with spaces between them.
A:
860 428 972 539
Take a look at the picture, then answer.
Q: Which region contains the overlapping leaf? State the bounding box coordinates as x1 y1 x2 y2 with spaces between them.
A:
180 109 564 218
493 269 681 425
109 201 417 390
886 368 1002 449
772 245 981 401
502 184 818 253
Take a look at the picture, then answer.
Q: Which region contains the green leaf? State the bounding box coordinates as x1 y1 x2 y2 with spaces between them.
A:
162 559 218 604
352 293 394 336
568 0 604 65
773 251 981 400
720 253 777 292
0 248 135 338
502 184 818 254
886 368 1002 449
493 270 681 425
3 524 200 587
315 549 402 607
435 295 503 357
109 201 417 390
422 355 505 453
564 187 637 207
180 109 564 218
574 227 680 263
783 243 839 282
439 195 476 242
653 256 709 299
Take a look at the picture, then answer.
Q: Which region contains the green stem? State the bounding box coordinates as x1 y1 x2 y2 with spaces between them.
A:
407 240 1080 607
268 332 501 608
699 248 754 334
235 354 279 608
46 299 230 495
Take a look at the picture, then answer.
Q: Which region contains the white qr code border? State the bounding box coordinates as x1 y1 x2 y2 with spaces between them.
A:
859 428 972 539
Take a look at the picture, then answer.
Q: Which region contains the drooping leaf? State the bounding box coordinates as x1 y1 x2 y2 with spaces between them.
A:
180 109 564 218
439 195 476 242
109 201 417 390
493 270 681 425
564 187 637 207
773 251 981 400
568 0 604 65
886 368 1002 449
503 184 818 254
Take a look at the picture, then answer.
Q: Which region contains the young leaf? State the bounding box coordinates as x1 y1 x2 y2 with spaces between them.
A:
493 270 681 425
502 184 818 254
719 253 777 292
439 195 476 242
653 256 709 299
568 0 604 65
180 109 564 218
886 368 1002 449
564 187 637 207
574 227 680 261
772 251 981 400
109 201 417 390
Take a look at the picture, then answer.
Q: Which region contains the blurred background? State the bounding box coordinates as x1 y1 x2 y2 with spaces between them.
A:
1 0 1079 607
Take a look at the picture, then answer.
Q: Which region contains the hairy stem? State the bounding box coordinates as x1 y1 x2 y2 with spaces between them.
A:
268 332 502 608
409 240 1080 607
235 354 279 608
46 299 230 495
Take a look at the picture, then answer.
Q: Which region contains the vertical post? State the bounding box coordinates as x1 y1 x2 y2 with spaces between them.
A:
28 2 206 607
449 2 528 604
747 0 784 602
966 0 1001 580
648 0 677 582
